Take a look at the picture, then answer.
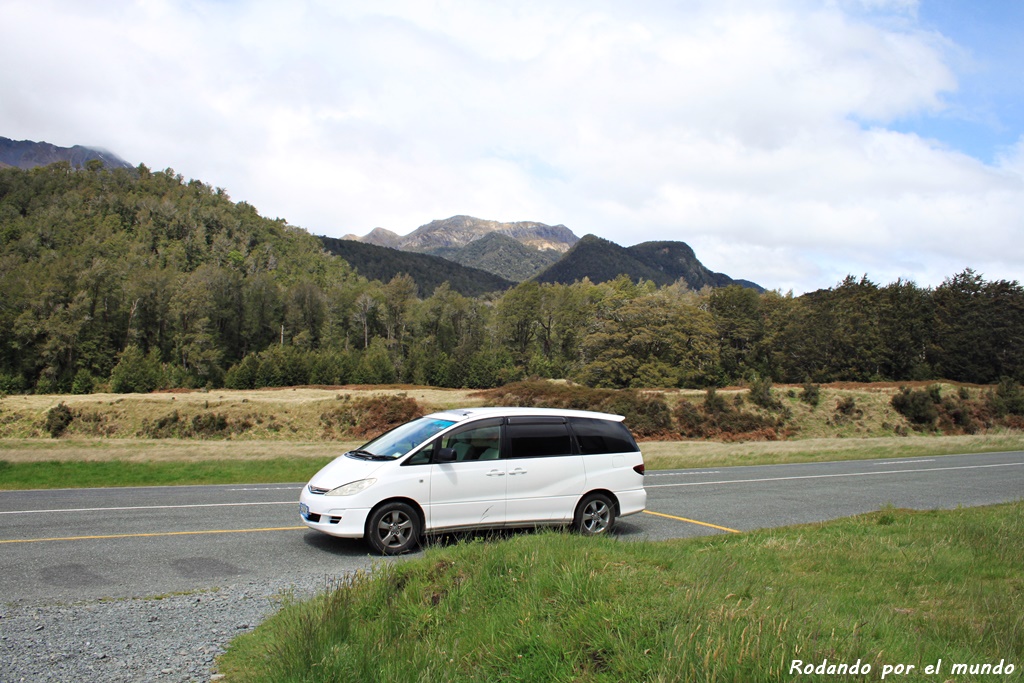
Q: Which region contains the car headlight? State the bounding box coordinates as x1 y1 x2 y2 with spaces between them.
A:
325 478 377 496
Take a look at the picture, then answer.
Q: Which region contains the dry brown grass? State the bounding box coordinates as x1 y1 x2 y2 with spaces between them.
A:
2 383 1021 469
0 386 485 440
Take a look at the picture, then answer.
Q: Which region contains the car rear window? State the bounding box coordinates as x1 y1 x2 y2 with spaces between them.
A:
507 422 572 458
569 417 640 455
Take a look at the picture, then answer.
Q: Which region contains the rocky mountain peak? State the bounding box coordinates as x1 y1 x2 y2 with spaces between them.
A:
345 215 579 255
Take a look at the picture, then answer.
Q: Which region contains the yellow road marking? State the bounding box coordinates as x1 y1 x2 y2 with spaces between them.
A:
644 510 740 533
0 526 307 544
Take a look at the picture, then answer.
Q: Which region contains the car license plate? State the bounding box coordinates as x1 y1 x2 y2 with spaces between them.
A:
299 502 309 517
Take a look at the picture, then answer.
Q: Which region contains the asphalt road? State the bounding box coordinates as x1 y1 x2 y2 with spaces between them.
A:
1 451 1021 604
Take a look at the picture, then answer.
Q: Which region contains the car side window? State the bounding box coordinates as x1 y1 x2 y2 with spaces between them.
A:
507 422 572 458
569 417 639 455
404 442 434 466
440 421 502 461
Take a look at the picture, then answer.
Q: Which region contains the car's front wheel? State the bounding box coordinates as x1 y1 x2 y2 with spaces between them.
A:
366 501 421 555
573 492 616 536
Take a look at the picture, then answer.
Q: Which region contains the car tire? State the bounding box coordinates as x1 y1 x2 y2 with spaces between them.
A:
366 501 421 555
573 492 616 536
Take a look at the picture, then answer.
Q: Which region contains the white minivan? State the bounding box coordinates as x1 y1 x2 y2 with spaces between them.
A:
299 407 647 554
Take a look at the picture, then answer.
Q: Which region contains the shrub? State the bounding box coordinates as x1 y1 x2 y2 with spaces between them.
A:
987 378 1024 417
674 389 785 440
891 387 939 426
45 402 74 438
747 375 782 411
140 411 185 438
320 394 425 439
673 400 705 437
702 387 730 416
939 396 977 434
191 412 229 437
800 382 821 407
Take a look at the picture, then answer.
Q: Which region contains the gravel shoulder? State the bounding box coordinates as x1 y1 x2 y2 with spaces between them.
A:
0 576 331 683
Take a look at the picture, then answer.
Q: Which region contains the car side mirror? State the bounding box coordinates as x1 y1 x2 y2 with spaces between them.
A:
436 447 457 463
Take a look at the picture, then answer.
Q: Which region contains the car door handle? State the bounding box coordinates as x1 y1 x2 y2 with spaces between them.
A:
486 470 505 477
509 468 527 476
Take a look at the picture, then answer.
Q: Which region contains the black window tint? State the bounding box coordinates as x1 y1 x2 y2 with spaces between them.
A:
507 423 572 458
569 418 639 455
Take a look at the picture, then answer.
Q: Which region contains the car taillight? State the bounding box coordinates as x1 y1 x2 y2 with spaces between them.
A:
633 463 645 475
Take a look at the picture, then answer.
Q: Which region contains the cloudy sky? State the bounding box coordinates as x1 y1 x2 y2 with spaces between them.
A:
2 0 1021 294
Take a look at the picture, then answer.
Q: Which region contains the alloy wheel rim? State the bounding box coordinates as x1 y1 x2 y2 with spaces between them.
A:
378 510 412 547
583 500 610 533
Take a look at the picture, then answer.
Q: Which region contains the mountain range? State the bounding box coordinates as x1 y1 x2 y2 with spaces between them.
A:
341 216 762 292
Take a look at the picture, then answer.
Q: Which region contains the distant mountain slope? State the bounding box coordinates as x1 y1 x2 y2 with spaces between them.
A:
533 235 762 291
533 235 665 286
345 215 579 256
318 235 514 297
0 136 133 170
343 227 402 249
628 241 762 291
450 232 562 281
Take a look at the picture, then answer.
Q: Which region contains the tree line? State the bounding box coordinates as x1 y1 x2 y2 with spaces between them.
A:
1 163 1022 394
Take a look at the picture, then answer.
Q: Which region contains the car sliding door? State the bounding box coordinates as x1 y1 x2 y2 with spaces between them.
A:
504 418 584 524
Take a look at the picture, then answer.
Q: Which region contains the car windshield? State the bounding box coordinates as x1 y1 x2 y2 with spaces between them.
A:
355 417 455 459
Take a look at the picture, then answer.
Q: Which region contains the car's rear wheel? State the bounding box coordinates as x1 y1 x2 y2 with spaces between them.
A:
573 493 616 536
366 501 421 555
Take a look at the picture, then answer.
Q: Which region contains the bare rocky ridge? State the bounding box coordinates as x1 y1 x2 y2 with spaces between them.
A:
0 137 133 170
345 215 579 255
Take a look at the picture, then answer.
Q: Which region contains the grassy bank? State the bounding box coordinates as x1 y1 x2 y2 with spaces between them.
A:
217 502 1024 682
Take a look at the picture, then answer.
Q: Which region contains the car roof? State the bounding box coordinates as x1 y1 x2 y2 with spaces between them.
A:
425 407 625 423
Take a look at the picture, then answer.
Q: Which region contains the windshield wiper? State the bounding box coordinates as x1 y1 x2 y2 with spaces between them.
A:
346 449 392 461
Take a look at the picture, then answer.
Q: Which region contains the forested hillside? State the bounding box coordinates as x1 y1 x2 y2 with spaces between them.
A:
318 235 514 297
1 163 1022 395
532 235 761 291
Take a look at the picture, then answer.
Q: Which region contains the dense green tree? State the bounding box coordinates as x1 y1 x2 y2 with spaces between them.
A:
709 285 764 382
930 270 1024 383
496 281 542 360
877 279 933 380
578 285 718 388
775 276 883 382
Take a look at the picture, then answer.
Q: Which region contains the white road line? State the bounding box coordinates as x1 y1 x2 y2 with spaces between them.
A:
227 486 302 491
645 461 1024 489
646 471 721 477
0 501 295 515
874 459 935 465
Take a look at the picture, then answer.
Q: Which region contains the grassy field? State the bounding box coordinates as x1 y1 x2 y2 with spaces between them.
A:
216 502 1024 682
1 384 1022 489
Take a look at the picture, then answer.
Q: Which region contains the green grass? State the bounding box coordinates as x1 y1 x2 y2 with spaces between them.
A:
0 457 331 489
217 503 1024 682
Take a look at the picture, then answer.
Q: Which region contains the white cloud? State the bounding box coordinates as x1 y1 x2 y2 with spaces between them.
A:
1 0 1020 293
